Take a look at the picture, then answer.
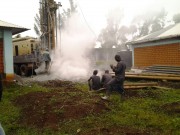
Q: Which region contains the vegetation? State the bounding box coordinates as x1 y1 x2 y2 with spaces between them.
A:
98 8 170 49
34 0 77 37
0 81 179 135
173 13 180 24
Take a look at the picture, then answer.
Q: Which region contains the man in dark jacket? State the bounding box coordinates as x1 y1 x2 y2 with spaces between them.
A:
101 54 126 100
88 70 101 91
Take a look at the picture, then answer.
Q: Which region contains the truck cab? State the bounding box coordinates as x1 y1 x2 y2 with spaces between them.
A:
13 37 43 76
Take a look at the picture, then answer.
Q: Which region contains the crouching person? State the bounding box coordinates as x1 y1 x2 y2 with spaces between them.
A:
101 54 126 100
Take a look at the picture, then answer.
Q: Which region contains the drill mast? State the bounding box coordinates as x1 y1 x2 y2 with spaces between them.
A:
40 0 61 51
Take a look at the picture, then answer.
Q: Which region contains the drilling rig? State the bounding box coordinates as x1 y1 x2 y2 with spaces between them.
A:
40 0 62 51
12 0 62 76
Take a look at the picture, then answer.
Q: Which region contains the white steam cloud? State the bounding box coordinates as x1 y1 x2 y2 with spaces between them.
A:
50 13 95 81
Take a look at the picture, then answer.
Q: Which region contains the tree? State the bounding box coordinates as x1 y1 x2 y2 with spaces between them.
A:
132 8 168 37
173 13 180 24
34 0 77 36
116 25 129 49
151 8 167 33
139 20 151 37
58 0 77 29
34 13 41 37
98 7 124 48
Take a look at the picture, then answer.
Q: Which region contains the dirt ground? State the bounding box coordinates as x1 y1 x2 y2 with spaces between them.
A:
13 79 180 134
14 80 110 131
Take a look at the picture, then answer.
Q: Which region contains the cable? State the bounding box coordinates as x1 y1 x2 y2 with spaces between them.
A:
76 0 98 39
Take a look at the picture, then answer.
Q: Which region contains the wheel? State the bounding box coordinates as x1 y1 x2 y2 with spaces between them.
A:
20 64 28 76
14 64 20 75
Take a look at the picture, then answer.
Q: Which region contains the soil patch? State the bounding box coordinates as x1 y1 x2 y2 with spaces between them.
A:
124 89 160 99
14 80 110 130
80 126 150 135
159 101 180 115
158 81 180 89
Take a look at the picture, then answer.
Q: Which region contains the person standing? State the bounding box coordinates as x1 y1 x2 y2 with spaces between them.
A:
101 54 126 100
43 48 51 72
88 70 101 91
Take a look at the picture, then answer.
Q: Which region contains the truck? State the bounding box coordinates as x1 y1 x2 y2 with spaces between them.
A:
12 0 61 76
13 37 43 76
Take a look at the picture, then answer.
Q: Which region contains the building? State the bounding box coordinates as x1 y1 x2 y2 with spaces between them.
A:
126 23 180 69
0 20 28 81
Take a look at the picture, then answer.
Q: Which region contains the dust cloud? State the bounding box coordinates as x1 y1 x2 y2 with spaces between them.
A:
50 13 96 81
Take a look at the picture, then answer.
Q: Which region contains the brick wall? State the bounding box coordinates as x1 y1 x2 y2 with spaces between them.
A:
134 43 180 68
0 39 3 73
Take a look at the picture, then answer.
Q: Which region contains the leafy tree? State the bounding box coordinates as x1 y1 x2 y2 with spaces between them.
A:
34 0 77 36
173 13 180 24
98 7 124 48
116 25 129 49
132 8 167 37
139 20 151 37
151 8 167 33
58 0 77 29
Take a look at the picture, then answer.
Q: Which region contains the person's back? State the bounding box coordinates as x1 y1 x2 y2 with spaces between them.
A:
88 70 101 90
91 75 101 90
114 60 126 81
101 70 112 88
43 49 51 62
43 48 51 71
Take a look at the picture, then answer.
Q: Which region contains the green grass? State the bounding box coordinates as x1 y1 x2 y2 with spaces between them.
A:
0 82 180 135
0 83 50 135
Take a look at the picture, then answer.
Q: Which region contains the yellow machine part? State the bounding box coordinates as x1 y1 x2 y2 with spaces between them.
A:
12 37 40 56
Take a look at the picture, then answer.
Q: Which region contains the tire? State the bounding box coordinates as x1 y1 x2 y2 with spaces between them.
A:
14 64 20 75
20 64 28 76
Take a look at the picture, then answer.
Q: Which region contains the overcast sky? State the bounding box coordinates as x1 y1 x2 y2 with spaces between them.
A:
0 0 179 37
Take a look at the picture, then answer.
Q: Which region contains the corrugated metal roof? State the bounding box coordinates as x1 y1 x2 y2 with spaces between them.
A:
126 23 180 45
0 20 29 35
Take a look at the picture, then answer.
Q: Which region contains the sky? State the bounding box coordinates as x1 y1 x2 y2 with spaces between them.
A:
0 0 180 37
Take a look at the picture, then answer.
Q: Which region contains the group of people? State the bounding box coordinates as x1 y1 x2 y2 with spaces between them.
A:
88 54 126 100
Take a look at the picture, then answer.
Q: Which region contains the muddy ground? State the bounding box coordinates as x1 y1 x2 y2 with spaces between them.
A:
13 79 180 134
14 80 110 131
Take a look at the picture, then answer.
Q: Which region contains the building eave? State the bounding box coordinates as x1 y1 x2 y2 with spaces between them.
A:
0 20 29 35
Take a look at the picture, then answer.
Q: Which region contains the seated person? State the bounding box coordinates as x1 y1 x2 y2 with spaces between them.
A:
88 70 101 91
101 70 112 88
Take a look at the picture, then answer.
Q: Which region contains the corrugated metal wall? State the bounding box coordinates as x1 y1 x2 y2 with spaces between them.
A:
134 43 180 68
91 48 132 68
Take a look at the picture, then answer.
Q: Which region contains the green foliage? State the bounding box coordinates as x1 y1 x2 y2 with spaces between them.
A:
34 14 41 36
0 83 50 134
58 0 78 29
173 13 180 24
